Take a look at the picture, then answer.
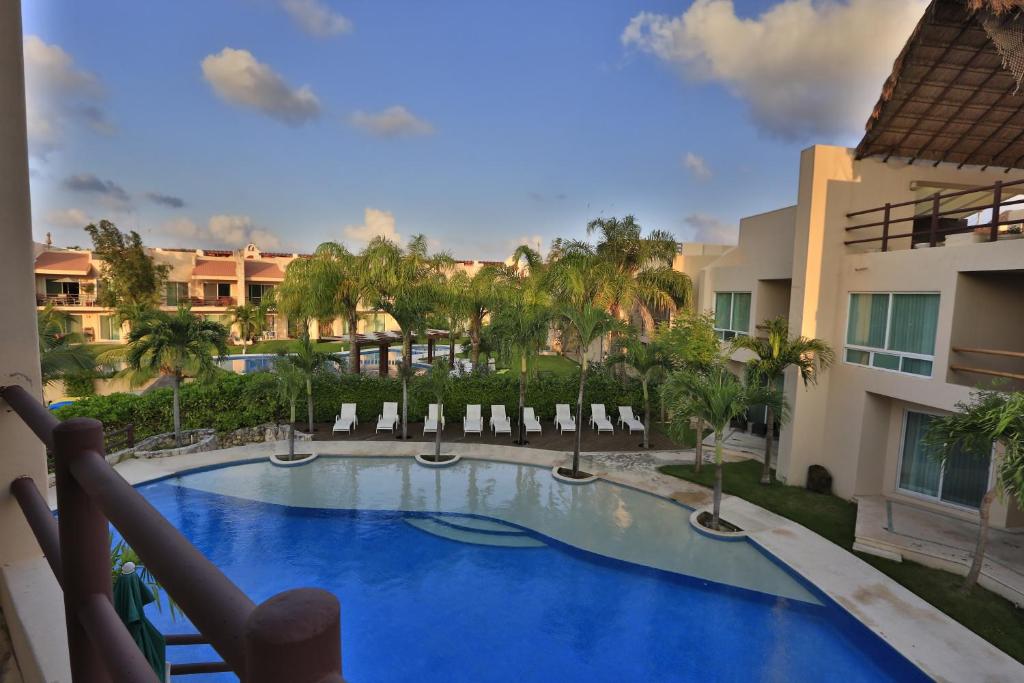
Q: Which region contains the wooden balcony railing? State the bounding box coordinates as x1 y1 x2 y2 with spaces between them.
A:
845 179 1024 252
0 384 344 683
37 294 99 307
950 347 1024 382
188 296 235 307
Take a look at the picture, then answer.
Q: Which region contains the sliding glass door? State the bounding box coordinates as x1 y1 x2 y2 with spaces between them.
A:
898 411 991 508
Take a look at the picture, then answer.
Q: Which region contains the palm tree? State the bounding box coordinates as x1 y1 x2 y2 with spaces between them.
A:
425 359 453 461
274 357 306 458
436 271 470 369
364 235 453 438
488 250 551 444
608 336 670 449
227 301 268 354
662 365 784 530
37 305 94 385
732 316 834 484
286 332 341 433
464 266 501 368
923 390 1024 590
558 302 627 477
123 306 229 446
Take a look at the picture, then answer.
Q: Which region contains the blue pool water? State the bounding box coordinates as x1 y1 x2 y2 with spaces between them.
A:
217 344 442 375
136 457 927 682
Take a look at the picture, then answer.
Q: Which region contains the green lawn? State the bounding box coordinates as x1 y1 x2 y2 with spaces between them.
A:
532 355 579 376
660 460 1024 663
226 339 351 355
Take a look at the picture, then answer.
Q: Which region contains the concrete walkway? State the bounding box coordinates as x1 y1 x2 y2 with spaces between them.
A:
32 440 1024 682
855 495 1024 605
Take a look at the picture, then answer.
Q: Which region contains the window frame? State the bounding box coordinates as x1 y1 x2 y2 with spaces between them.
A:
713 291 752 341
843 291 939 378
895 408 994 511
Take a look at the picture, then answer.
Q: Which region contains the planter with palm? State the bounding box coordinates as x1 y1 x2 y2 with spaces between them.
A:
121 306 229 447
288 333 343 433
274 357 306 459
419 359 455 464
662 364 785 530
608 335 670 448
732 316 834 484
923 390 1024 590
227 301 269 354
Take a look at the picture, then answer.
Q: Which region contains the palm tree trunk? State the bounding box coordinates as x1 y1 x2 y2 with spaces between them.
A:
172 373 182 447
401 376 409 440
964 488 996 590
241 322 248 355
573 360 586 476
694 417 704 473
642 378 650 449
761 405 774 485
289 400 296 458
434 401 443 458
306 377 314 433
471 318 481 368
712 432 724 531
348 312 359 374
517 353 527 444
403 333 412 369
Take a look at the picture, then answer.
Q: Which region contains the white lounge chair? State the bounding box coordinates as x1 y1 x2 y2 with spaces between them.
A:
490 405 512 437
376 402 399 433
333 403 358 434
423 403 446 435
464 404 483 436
618 406 645 434
555 404 576 433
590 404 614 434
523 407 542 435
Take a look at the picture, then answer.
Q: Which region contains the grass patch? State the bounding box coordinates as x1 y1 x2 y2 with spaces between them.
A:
660 460 1024 663
227 339 352 355
532 355 578 376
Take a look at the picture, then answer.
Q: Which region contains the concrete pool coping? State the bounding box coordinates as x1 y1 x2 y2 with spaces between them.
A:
39 440 1024 682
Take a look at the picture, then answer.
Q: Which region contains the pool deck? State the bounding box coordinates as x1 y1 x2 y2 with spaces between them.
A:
35 440 1024 682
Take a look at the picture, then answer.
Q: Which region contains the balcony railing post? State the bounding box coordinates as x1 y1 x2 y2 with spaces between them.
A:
53 417 113 683
882 202 891 252
930 193 940 247
990 180 1003 241
244 588 343 683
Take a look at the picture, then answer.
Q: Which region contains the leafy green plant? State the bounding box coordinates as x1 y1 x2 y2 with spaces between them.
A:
110 535 179 619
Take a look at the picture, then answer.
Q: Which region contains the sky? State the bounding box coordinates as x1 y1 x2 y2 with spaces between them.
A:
22 0 929 259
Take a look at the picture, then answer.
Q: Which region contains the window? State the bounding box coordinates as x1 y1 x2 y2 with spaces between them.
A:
845 293 939 377
99 315 121 341
247 283 274 304
165 282 189 305
898 411 991 508
714 292 751 340
45 279 80 297
203 282 232 301
363 312 386 333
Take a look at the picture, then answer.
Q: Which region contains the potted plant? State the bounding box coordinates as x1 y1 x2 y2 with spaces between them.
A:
1000 224 1023 240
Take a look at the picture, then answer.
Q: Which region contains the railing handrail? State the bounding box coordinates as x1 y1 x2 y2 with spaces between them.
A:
0 384 344 682
845 177 1024 217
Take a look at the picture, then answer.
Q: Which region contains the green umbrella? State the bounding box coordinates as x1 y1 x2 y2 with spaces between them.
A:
112 562 166 679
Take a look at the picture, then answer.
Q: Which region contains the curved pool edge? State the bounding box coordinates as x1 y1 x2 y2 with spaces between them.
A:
106 440 1024 683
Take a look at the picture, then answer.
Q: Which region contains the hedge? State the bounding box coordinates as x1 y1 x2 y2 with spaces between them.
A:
54 368 645 439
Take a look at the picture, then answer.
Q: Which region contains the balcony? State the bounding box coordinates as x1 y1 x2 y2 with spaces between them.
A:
36 293 99 307
189 296 235 307
845 179 1024 253
947 270 1024 391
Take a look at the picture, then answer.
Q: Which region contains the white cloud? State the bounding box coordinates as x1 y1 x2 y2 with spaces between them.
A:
682 152 711 180
203 214 281 248
201 48 320 125
622 0 928 140
343 208 401 245
46 208 91 229
281 0 352 38
348 106 435 138
684 213 737 244
249 228 282 249
23 36 111 158
161 217 200 239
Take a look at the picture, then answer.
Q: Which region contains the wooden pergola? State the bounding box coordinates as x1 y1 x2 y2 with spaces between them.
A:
857 0 1024 170
348 329 451 375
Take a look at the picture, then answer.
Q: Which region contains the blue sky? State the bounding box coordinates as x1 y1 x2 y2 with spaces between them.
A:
22 0 927 258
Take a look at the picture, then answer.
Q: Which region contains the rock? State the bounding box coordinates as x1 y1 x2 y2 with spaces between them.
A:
806 464 832 494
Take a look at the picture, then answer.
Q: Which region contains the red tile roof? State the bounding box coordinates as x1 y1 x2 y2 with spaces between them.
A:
35 251 91 276
192 259 237 279
244 261 285 282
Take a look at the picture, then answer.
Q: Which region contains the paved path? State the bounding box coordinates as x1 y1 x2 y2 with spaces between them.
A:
100 439 1024 683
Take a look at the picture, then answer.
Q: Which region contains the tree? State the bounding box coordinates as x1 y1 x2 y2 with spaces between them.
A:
123 307 229 446
923 390 1024 590
287 333 341 433
227 301 268 354
655 311 721 471
274 357 306 459
84 220 169 311
435 272 471 369
487 248 552 444
463 266 501 368
662 365 785 530
364 235 453 438
37 304 94 385
608 336 670 449
425 359 454 461
732 316 834 484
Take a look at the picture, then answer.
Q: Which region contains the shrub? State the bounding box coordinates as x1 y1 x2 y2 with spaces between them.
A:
55 367 645 436
63 371 97 397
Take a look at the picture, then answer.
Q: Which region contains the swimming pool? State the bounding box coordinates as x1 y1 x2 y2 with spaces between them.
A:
216 344 445 375
138 457 926 681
